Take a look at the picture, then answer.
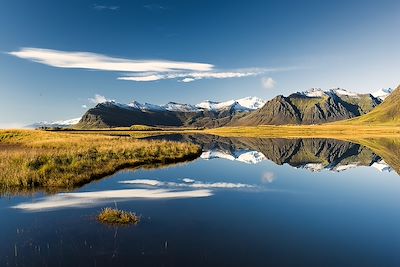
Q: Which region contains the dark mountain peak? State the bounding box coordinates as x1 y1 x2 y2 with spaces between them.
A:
229 88 383 126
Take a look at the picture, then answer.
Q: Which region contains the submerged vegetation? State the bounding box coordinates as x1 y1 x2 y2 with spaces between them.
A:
0 130 201 191
98 207 140 225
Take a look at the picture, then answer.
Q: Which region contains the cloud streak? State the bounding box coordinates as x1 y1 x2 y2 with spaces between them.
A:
9 48 213 73
118 70 265 83
9 47 296 83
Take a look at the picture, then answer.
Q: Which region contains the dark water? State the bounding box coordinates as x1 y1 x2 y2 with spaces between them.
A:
1 135 400 267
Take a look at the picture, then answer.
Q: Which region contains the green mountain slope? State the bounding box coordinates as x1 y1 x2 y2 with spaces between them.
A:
341 85 400 125
229 91 381 126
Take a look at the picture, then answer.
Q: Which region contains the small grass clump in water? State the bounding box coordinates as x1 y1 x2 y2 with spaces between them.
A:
98 207 140 225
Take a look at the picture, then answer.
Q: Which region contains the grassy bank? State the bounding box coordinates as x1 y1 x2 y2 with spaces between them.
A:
0 130 201 190
204 125 400 138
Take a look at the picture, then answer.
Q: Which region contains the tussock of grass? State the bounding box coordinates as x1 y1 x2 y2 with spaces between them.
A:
0 130 201 191
98 207 140 225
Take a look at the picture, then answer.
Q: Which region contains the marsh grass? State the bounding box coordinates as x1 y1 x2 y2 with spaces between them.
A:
98 207 140 225
0 130 201 191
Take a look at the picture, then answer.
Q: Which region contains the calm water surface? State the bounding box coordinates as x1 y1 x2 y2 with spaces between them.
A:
1 135 400 267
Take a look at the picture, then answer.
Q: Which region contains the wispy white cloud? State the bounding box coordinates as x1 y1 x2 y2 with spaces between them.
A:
93 4 119 11
261 77 276 89
9 47 296 84
119 74 164 82
9 48 213 73
88 94 113 104
118 69 265 83
81 104 88 109
181 78 196 83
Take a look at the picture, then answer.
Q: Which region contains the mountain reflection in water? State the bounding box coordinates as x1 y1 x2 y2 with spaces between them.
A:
2 135 400 267
145 134 398 174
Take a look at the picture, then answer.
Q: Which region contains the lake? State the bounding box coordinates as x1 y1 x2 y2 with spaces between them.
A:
1 135 400 267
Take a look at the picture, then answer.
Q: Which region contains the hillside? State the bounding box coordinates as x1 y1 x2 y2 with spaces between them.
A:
229 89 381 126
75 98 259 129
340 85 400 125
74 88 389 129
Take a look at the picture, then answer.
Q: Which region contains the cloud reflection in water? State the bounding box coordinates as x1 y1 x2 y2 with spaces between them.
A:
13 188 212 212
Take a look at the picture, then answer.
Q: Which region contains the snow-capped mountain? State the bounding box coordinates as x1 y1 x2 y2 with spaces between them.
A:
330 88 361 97
87 88 388 115
300 88 363 98
196 97 266 112
300 88 327 97
113 96 267 113
196 100 236 110
372 88 393 101
162 102 200 112
301 87 394 101
128 101 165 111
236 96 267 109
78 87 393 128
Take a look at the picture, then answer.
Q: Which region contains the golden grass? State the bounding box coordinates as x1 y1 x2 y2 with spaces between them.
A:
0 130 201 191
203 125 400 139
98 207 140 225
129 125 163 131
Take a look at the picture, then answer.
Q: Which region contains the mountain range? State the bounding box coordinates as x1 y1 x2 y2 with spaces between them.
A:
29 88 394 128
229 88 390 126
75 96 266 128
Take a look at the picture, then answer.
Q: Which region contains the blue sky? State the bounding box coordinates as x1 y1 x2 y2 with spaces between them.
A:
1 0 399 127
